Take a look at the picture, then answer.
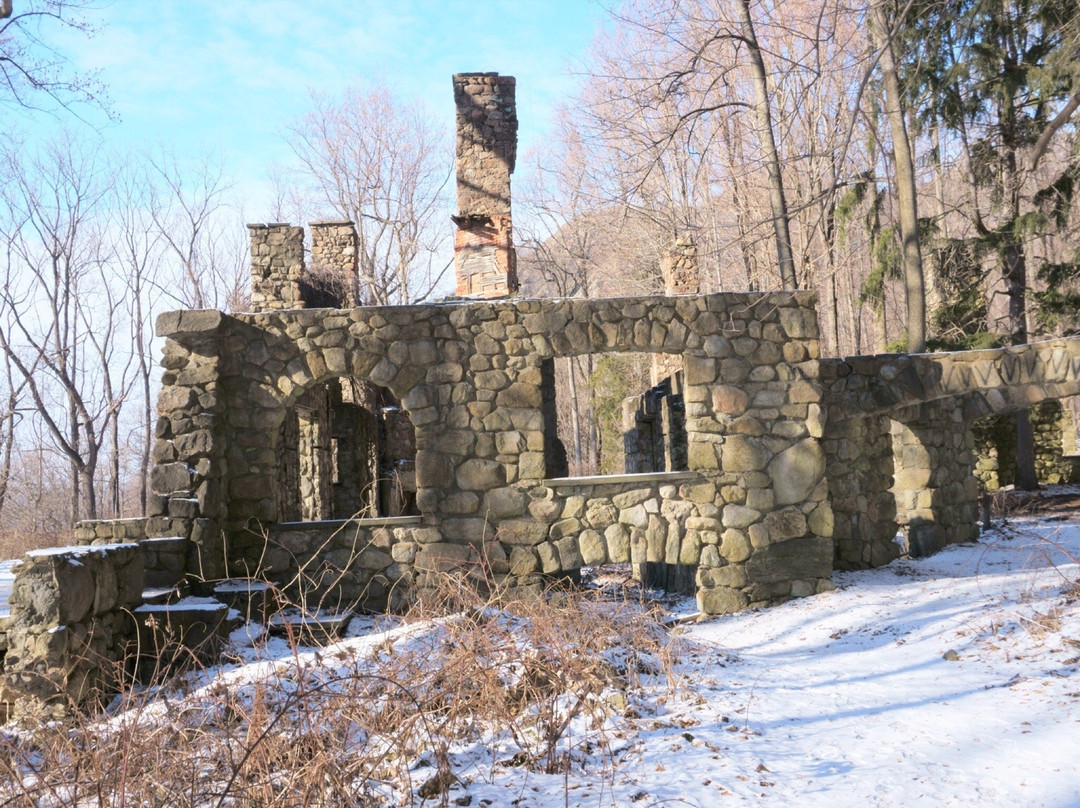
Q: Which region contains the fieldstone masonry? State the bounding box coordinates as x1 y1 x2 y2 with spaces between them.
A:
0 544 144 719
143 258 1080 615
147 282 837 613
452 72 519 298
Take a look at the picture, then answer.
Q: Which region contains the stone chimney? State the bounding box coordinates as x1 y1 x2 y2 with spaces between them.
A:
249 223 306 312
653 237 700 385
661 237 700 296
309 220 360 306
452 72 519 298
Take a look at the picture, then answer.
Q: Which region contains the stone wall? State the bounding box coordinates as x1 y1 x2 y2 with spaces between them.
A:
74 517 149 545
890 398 981 556
0 544 143 719
973 402 1080 489
623 373 687 474
153 218 1080 617
251 517 421 613
824 412 898 570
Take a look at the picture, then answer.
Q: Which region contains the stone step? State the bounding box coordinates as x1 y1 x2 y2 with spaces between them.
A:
266 608 354 645
211 579 278 623
133 597 239 679
140 584 190 605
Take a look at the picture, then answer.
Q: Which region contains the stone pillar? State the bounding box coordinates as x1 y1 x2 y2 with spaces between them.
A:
452 72 519 299
249 223 306 312
151 309 230 580
309 220 359 307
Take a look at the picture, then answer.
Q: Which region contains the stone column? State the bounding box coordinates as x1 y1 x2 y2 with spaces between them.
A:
151 309 230 580
249 223 306 311
452 72 519 299
661 236 700 296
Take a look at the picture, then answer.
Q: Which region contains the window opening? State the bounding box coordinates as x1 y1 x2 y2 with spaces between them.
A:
277 378 418 521
542 352 687 478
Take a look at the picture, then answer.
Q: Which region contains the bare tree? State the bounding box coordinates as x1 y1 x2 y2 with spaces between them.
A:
146 150 248 311
0 0 111 118
869 0 925 352
110 158 162 514
0 132 114 521
735 0 796 288
286 81 452 305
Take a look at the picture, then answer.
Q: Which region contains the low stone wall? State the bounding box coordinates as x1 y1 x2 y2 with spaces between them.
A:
0 544 144 719
74 517 149 545
248 517 423 613
503 471 833 612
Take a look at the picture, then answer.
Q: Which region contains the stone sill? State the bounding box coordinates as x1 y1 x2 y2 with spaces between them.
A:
543 471 699 487
271 516 423 530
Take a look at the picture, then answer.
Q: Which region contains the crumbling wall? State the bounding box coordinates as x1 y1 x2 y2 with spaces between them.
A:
623 373 687 474
257 517 420 613
973 402 1080 489
0 544 143 720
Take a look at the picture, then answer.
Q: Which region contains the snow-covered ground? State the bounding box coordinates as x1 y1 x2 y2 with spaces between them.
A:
434 516 1080 807
8 515 1080 807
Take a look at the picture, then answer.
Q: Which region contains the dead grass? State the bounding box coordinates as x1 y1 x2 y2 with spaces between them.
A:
0 571 684 807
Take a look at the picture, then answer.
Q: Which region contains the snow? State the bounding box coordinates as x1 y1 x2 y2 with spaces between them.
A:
8 513 1080 806
435 516 1080 807
134 596 230 614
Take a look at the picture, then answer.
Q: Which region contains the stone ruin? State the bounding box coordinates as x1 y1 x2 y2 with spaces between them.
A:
4 71 1080 718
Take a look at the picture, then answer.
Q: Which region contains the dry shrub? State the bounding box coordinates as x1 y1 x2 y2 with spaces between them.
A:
0 572 683 807
0 528 72 560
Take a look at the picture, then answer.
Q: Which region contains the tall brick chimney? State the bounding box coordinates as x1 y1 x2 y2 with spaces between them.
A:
452 72 519 298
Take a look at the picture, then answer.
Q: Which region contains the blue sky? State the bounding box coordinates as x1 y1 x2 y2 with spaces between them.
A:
24 0 608 216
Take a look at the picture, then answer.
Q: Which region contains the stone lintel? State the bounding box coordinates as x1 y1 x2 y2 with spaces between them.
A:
543 471 699 487
155 309 226 339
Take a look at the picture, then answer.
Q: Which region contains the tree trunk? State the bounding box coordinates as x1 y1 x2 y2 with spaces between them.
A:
1001 97 1037 489
565 357 583 475
736 0 797 290
871 0 926 353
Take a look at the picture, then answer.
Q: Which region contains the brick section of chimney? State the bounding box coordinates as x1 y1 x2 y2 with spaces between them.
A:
249 223 306 312
452 72 519 299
